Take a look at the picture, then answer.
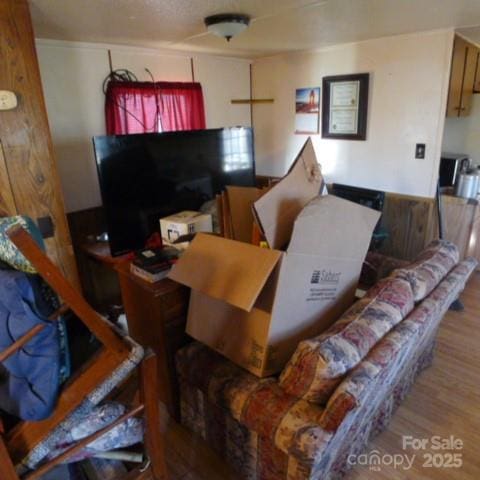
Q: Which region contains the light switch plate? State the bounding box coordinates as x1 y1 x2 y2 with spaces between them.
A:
0 90 18 110
415 143 426 159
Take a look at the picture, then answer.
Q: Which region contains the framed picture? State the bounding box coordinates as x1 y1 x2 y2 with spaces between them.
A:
322 73 369 140
295 87 320 134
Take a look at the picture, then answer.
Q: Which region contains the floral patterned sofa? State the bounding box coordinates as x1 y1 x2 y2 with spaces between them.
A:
176 240 476 479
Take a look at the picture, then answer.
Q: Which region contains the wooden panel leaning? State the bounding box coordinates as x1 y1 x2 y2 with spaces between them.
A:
379 192 437 261
0 0 79 288
2 224 168 479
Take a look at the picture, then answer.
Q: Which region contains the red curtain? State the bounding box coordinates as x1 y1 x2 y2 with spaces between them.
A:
105 82 159 135
105 81 206 135
157 82 206 132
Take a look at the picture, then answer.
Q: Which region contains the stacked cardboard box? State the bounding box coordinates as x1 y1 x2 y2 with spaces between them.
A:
170 139 380 377
159 211 212 250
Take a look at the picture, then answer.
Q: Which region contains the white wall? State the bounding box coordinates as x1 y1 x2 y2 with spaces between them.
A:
36 40 251 212
252 30 454 198
442 94 480 165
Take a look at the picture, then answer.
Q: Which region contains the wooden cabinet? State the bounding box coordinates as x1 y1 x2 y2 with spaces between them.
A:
447 35 479 117
116 262 190 419
474 49 480 93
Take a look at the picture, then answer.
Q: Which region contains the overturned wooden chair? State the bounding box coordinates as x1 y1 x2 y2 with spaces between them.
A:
0 218 167 479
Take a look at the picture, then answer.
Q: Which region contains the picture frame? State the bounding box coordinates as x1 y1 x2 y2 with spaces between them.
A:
294 87 320 134
321 73 369 140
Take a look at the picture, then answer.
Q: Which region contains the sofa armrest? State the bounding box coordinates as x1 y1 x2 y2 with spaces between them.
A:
177 342 337 465
236 380 337 466
319 391 357 432
321 257 477 432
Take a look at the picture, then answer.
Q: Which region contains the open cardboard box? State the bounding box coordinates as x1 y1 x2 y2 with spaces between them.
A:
169 139 380 377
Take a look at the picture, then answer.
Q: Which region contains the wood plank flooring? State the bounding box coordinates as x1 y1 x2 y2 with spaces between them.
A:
161 272 480 479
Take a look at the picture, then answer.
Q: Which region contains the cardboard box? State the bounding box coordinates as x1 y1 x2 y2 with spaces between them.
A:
226 186 263 242
159 211 212 249
169 139 380 377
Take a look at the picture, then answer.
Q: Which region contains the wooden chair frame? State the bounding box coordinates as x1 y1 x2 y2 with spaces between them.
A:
0 225 168 479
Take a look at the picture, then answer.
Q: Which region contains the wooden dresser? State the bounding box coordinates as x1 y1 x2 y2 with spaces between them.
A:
115 262 190 420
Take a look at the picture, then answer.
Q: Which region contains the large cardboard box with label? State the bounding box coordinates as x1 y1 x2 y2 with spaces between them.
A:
169 139 380 377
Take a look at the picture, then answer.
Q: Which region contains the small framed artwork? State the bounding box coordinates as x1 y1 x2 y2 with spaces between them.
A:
295 87 320 134
322 73 369 140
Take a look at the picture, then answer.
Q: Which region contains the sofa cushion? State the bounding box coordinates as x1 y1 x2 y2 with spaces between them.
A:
393 240 459 302
278 275 414 404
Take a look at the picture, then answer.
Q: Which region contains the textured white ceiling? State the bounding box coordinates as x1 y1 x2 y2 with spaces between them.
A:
458 25 480 46
29 0 480 57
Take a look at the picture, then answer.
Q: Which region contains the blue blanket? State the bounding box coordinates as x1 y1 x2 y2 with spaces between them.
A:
0 269 60 420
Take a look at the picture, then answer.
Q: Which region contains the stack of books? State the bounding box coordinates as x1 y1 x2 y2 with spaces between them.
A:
130 247 179 283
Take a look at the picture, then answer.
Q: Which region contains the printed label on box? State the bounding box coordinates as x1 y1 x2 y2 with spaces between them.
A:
306 269 341 302
167 227 180 242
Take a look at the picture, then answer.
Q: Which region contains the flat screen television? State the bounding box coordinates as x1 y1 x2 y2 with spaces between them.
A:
330 183 385 212
94 127 255 256
330 182 385 238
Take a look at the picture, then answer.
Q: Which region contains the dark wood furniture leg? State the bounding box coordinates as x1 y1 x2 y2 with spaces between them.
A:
140 352 168 479
0 436 19 480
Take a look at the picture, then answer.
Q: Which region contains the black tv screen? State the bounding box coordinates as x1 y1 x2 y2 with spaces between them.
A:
94 127 255 256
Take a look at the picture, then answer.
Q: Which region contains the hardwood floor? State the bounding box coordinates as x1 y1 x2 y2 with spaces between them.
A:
163 420 237 480
160 272 480 480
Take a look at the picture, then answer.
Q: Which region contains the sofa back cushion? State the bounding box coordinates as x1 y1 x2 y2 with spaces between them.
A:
393 240 459 302
278 276 414 404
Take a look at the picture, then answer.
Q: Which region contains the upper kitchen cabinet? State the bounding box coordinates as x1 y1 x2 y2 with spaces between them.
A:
447 35 479 117
474 49 480 93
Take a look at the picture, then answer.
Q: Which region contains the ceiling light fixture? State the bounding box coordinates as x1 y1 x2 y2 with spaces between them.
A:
204 13 250 42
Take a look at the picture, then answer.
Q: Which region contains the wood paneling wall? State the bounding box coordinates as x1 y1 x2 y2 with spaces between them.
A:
379 192 438 260
66 207 118 309
379 192 480 264
259 177 439 261
0 0 79 287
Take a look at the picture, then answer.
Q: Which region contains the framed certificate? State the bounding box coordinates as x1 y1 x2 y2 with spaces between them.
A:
322 73 369 140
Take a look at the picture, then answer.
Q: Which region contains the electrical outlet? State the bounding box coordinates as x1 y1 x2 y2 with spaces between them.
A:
415 143 426 159
36 216 55 239
0 90 18 110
